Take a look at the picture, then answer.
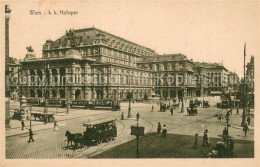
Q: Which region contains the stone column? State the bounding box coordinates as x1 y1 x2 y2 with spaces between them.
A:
49 70 53 86
56 68 60 86
71 89 75 100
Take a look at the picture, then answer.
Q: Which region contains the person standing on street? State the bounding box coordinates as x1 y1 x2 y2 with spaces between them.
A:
193 133 199 149
28 129 34 143
157 122 161 134
170 107 173 116
247 116 251 126
229 139 234 156
161 124 167 138
54 121 59 131
243 123 249 137
21 120 25 130
236 108 239 115
151 105 154 112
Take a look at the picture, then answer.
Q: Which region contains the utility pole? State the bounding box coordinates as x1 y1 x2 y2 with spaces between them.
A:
241 43 247 126
44 58 48 113
127 58 132 118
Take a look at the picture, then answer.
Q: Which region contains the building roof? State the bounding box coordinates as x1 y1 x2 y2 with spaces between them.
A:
193 62 223 68
48 27 156 54
5 57 21 66
139 53 189 63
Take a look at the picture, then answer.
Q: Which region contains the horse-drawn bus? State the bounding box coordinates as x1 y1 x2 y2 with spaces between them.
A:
65 119 117 148
83 118 117 145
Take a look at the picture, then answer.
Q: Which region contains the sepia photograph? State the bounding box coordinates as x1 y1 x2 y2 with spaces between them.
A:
1 0 259 166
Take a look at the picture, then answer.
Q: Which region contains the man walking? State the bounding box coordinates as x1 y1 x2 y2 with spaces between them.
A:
193 133 199 149
28 129 34 143
236 108 239 115
157 122 161 134
243 123 249 137
247 116 251 126
161 124 167 138
21 120 25 130
170 107 173 116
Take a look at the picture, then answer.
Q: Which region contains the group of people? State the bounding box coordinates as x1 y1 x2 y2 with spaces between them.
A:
20 119 59 143
157 122 167 138
193 129 210 149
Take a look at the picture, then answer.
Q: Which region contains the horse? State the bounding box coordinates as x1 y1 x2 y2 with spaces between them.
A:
65 130 83 148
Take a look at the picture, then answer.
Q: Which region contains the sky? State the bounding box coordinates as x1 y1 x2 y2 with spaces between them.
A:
4 0 259 75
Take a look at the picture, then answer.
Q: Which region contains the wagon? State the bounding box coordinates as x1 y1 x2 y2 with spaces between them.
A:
187 107 198 116
83 119 117 145
30 112 55 123
203 101 210 108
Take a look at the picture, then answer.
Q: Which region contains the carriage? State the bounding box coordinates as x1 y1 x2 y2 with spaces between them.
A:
187 107 198 116
202 101 210 108
187 100 198 116
82 119 117 146
12 109 25 120
30 112 55 123
159 103 167 112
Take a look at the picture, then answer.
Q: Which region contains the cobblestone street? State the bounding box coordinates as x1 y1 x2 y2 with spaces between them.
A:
6 97 254 159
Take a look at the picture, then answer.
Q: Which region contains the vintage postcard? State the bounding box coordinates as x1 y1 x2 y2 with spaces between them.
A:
0 0 259 166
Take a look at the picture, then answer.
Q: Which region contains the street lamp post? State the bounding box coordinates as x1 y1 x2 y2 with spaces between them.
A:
226 110 230 135
29 105 32 129
181 60 184 113
44 58 48 113
241 43 247 127
127 60 132 118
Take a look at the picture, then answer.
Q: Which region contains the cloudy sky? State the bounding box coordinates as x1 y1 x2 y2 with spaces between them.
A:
5 0 259 75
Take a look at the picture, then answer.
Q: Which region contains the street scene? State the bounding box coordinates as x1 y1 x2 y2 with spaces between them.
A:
6 95 254 158
4 1 256 160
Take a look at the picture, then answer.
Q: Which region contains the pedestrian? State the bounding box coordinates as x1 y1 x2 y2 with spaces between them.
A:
222 127 228 141
121 112 124 120
228 139 234 156
230 109 233 115
44 115 48 125
161 124 167 138
243 123 249 137
203 129 210 147
54 121 56 130
21 120 25 130
54 121 59 131
247 116 251 126
202 131 207 147
193 133 199 149
28 129 34 143
136 112 140 122
157 122 161 134
236 108 239 115
218 114 223 122
151 105 154 112
170 107 173 116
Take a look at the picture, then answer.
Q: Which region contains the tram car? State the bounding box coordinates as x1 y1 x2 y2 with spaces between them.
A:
47 98 66 108
83 119 117 145
70 99 121 111
26 98 44 107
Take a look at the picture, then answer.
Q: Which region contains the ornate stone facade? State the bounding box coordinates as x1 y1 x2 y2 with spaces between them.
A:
20 27 233 101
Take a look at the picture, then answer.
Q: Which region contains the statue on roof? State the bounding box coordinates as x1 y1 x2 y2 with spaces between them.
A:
26 45 34 53
66 28 75 38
